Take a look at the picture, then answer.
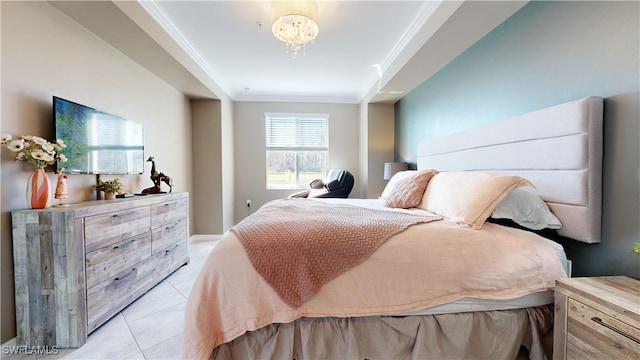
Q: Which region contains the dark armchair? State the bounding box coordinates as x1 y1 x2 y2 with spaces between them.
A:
289 169 355 198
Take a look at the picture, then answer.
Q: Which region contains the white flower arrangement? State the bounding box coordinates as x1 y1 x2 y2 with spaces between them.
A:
1 134 68 169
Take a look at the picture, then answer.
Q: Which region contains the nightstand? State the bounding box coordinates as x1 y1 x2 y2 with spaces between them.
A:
553 276 640 359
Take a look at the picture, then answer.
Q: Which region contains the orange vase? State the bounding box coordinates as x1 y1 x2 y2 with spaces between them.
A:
26 168 51 209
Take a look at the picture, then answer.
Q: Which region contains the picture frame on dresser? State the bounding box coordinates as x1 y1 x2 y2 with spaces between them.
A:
11 192 190 348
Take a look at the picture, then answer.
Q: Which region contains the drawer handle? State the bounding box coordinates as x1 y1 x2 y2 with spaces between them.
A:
112 211 135 219
591 317 640 344
115 268 136 281
165 244 180 253
113 239 135 250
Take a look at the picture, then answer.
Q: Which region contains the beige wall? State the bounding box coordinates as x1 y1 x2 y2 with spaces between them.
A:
358 103 369 196
0 1 193 343
191 99 225 234
364 103 395 199
220 99 235 231
233 101 360 223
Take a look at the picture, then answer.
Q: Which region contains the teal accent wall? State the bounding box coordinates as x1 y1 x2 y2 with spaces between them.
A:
395 1 639 278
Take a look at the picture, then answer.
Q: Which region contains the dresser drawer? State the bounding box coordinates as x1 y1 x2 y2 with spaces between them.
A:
152 240 189 282
85 232 152 288
84 207 151 252
86 259 155 331
566 298 640 359
566 342 597 360
151 217 188 254
151 198 187 228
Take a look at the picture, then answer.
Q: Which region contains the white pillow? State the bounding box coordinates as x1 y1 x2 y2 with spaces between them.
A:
491 189 562 230
380 170 417 200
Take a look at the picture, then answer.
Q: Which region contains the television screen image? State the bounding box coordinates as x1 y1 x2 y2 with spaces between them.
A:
54 96 144 175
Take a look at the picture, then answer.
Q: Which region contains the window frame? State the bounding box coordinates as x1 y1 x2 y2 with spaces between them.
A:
265 112 329 189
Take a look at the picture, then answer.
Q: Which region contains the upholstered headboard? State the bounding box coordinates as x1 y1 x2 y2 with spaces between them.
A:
417 97 603 243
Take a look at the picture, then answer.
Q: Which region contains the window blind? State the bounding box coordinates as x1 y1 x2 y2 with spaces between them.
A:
266 115 328 148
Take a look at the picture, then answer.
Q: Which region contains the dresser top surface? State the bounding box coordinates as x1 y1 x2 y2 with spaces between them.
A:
12 192 188 218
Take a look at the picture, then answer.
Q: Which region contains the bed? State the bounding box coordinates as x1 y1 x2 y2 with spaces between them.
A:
183 96 603 359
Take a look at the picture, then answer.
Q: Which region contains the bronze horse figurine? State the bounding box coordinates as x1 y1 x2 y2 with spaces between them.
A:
142 156 173 194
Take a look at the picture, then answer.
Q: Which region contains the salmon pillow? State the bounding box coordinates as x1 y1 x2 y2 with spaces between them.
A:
384 169 438 209
380 170 416 201
419 171 533 229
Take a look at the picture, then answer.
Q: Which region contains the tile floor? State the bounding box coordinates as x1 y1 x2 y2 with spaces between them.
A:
2 238 219 360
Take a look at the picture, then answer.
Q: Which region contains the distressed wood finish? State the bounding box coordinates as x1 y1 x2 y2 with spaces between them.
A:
86 257 156 331
151 217 188 254
151 197 188 228
12 211 87 348
84 206 151 253
85 232 152 288
152 240 189 282
11 192 189 348
553 276 640 360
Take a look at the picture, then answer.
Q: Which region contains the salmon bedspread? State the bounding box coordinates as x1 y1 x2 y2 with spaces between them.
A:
183 199 567 359
231 198 442 307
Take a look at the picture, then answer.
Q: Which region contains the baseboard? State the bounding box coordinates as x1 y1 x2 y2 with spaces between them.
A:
2 337 16 348
189 234 223 244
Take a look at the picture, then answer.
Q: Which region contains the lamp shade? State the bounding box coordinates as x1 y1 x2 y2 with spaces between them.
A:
383 162 408 180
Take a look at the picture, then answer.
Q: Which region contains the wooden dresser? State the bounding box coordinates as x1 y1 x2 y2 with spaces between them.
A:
553 276 640 359
11 192 189 348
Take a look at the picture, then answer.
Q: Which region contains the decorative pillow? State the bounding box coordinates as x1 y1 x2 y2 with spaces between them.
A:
491 189 562 230
419 171 533 229
309 179 324 189
384 169 438 209
380 170 417 200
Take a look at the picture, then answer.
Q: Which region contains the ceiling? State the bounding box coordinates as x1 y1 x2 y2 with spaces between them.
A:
50 0 528 104
146 0 430 103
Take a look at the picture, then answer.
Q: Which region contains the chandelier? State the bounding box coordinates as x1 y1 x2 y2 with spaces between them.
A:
271 1 319 58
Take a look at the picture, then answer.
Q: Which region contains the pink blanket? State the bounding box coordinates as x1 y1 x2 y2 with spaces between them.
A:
232 198 442 307
184 199 567 359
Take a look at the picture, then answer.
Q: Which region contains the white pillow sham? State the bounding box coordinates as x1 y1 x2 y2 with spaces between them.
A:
491 189 562 230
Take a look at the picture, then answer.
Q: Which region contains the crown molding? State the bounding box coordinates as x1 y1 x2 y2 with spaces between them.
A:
379 1 443 75
137 1 231 94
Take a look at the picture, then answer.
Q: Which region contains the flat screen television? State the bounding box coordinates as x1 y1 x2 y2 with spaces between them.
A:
53 96 144 174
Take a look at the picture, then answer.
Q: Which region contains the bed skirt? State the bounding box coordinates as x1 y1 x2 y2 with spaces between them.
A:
210 305 554 359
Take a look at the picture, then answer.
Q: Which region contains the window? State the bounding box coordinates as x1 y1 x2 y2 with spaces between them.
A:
265 113 328 189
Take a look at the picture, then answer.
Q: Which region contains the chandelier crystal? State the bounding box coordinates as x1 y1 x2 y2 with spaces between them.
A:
271 1 319 58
